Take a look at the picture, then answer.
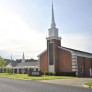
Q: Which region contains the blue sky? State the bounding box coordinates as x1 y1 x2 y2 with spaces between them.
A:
0 0 92 60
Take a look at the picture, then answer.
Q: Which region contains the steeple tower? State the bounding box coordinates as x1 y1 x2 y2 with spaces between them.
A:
46 2 61 73
22 52 25 63
47 2 61 39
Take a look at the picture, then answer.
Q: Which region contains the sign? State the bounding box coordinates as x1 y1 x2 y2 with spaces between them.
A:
32 71 40 76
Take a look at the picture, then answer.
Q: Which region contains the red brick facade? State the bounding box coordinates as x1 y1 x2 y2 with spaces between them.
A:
77 56 92 77
39 51 48 73
39 44 92 77
58 48 72 72
38 2 92 77
39 43 72 74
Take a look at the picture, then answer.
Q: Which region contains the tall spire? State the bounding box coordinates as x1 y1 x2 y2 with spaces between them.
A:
51 1 56 28
48 1 59 38
11 54 12 63
22 52 25 63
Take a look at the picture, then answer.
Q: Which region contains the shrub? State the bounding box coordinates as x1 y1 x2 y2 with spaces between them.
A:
5 68 12 74
43 71 55 76
56 72 76 76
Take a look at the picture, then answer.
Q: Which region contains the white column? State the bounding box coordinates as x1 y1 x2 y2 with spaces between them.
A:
22 69 24 74
90 68 92 76
13 69 14 74
17 68 19 74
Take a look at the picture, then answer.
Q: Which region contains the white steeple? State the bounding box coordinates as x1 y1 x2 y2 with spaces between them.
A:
11 54 12 63
22 52 25 63
48 2 59 38
51 2 56 28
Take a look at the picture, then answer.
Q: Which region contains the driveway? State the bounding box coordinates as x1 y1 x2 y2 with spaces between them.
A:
40 78 92 87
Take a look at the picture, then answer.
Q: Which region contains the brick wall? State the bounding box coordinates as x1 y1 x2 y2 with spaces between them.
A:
47 39 61 73
39 47 72 73
40 51 48 73
77 56 92 77
57 48 72 72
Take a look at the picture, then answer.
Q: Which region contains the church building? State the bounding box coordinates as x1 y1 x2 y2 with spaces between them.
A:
38 3 92 77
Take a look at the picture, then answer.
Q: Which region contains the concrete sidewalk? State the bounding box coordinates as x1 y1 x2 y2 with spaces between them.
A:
39 78 92 87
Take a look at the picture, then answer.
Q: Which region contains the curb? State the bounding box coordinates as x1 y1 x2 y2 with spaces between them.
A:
0 76 32 81
83 85 92 88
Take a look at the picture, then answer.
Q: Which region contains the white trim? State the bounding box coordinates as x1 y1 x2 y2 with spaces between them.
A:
13 69 14 74
58 46 92 76
48 41 55 73
90 68 92 76
53 41 55 73
38 57 40 70
58 46 92 59
46 36 61 41
17 68 19 74
76 52 92 58
58 46 78 75
71 52 78 72
72 66 77 68
49 65 55 73
72 68 77 71
6 63 12 68
48 27 58 37
12 66 39 69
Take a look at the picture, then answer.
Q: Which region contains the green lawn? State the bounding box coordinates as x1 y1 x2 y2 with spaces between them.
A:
85 81 92 87
0 73 74 80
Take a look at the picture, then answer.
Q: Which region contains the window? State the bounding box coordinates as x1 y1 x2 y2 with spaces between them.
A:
91 61 92 68
48 43 54 65
80 66 83 73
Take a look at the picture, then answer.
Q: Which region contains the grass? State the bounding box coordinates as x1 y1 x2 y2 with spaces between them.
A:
0 73 74 80
85 81 92 88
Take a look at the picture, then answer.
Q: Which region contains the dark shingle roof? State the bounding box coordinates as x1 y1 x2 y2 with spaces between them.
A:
58 46 92 55
11 62 18 67
16 62 38 67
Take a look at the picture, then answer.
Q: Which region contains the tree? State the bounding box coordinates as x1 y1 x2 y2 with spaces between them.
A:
0 57 6 67
6 68 12 74
15 59 21 63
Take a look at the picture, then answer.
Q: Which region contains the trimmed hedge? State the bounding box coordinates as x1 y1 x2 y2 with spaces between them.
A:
56 72 76 76
42 71 76 76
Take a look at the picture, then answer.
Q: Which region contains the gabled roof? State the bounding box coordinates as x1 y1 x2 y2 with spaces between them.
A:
6 62 18 67
16 61 38 67
37 46 92 58
6 63 12 68
58 46 92 55
11 62 18 67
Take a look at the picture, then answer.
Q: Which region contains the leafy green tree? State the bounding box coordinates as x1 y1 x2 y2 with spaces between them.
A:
0 57 6 67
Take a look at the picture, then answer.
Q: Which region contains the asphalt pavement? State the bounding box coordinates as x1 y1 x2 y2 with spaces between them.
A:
40 78 92 87
0 78 92 92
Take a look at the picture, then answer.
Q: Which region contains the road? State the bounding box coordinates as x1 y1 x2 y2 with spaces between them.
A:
0 78 91 92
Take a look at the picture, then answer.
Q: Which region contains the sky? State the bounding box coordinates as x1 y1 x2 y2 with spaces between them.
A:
0 0 92 60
